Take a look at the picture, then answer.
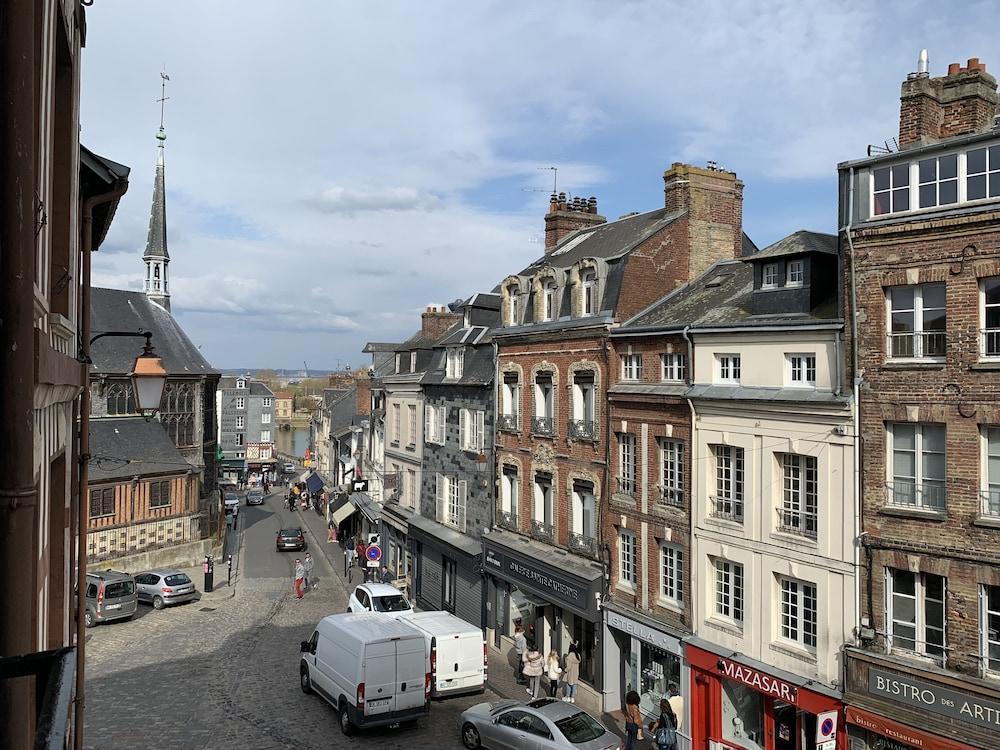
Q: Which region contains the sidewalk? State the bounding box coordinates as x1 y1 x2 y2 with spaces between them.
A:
291 499 362 595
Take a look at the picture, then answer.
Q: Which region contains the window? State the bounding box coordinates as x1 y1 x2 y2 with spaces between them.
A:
160 383 194 447
105 382 136 415
621 353 642 381
443 557 457 613
967 145 1000 201
235 396 245 410
762 263 779 288
984 277 1000 357
509 288 520 326
787 354 816 386
716 354 741 384
660 545 683 603
533 474 553 528
235 452 245 459
570 372 596 439
787 259 804 286
659 439 684 505
235 416 244 429
582 272 597 315
236 379 246 389
619 530 636 587
618 433 636 495
235 433 244 447
446 348 464 379
149 480 171 508
436 474 467 531
918 154 959 209
406 469 416 508
889 423 946 510
501 466 519 523
89 488 115 518
714 559 744 623
985 427 1000 517
391 404 401 444
424 404 446 444
543 281 557 321
262 397 272 407
260 430 271 443
410 351 417 371
982 585 1000 674
571 481 596 539
779 577 818 649
873 163 911 215
661 353 687 382
887 569 946 661
262 413 272 424
501 374 520 430
459 408 485 451
889 283 946 358
779 454 818 538
533 373 554 435
408 404 417 446
712 445 744 522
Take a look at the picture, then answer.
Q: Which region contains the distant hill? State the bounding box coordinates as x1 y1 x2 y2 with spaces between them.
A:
218 368 335 377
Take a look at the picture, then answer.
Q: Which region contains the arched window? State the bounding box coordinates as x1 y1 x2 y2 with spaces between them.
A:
106 382 137 415
582 271 597 316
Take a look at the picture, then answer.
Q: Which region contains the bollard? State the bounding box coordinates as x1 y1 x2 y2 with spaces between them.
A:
227 554 233 586
203 554 215 593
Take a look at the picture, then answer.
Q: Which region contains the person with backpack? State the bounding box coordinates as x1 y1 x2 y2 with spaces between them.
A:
648 697 678 750
623 691 643 750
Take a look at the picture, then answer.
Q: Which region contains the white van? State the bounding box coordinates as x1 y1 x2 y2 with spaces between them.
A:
399 611 486 699
299 613 429 735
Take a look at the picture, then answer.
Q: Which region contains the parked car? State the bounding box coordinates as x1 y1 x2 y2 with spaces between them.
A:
276 527 305 551
458 698 620 750
224 492 240 518
246 488 264 505
134 569 198 609
400 611 486 698
283 462 296 473
299 613 429 735
347 583 413 617
84 570 138 628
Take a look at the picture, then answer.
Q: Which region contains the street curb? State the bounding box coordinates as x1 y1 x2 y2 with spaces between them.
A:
294 505 354 599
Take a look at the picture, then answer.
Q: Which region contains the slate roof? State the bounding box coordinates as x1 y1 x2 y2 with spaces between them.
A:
685 384 849 405
143 146 168 260
750 230 837 261
274 391 293 399
80 146 130 251
248 381 274 397
90 288 216 376
422 343 495 387
89 417 193 482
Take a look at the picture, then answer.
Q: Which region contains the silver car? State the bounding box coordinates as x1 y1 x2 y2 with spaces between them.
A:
134 569 198 609
459 698 621 750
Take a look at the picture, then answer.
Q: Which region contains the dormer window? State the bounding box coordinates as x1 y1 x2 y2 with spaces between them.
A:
395 354 402 374
410 351 416 371
236 379 246 389
446 348 464 379
787 260 804 287
762 263 779 289
509 289 520 326
583 272 597 316
463 309 471 327
543 281 557 321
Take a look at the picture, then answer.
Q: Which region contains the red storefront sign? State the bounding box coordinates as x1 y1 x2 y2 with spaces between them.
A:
718 658 799 705
846 706 971 750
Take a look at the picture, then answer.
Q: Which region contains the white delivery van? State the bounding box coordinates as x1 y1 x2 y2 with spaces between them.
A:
299 613 429 735
399 611 486 699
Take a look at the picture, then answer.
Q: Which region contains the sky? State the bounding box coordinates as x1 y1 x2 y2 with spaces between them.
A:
80 1 1000 370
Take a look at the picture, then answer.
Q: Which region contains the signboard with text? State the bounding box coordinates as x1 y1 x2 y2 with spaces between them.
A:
483 543 600 617
869 667 1000 733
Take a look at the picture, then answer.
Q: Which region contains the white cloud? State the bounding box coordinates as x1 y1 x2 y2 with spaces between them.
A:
308 186 440 215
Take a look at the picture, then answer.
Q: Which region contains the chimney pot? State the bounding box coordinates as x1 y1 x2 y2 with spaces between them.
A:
968 57 980 70
948 62 961 75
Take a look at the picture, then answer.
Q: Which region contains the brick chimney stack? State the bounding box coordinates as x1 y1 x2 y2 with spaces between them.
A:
421 304 461 342
899 56 999 149
544 192 606 252
663 162 745 269
354 369 371 416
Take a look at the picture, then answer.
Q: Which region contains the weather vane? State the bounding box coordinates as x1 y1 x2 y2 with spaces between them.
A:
156 70 170 138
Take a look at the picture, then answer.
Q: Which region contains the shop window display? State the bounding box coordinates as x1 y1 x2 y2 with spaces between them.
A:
722 680 764 750
638 644 680 718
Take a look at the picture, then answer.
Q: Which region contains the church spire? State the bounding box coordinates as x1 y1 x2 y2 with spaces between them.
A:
143 71 171 311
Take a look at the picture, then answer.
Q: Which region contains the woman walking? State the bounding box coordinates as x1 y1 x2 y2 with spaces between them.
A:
522 643 544 699
623 690 643 750
293 559 305 600
562 643 580 702
648 698 678 750
545 650 562 698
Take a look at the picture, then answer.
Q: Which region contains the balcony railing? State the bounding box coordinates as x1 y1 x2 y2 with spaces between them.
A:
497 510 519 531
567 419 597 441
531 416 554 437
530 519 554 541
886 481 946 511
776 506 818 539
983 328 1000 357
656 485 684 506
981 488 1000 517
710 494 744 523
568 531 598 557
887 330 946 359
497 413 520 433
616 476 637 497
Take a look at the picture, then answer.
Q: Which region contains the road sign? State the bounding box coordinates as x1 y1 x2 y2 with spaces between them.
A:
816 710 838 744
366 544 382 562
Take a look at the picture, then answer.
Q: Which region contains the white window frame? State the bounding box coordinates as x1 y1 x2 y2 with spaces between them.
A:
534 373 554 419
618 433 636 495
437 474 467 530
262 413 272 424
405 469 416 509
235 416 244 430
714 558 744 624
779 453 818 538
984 426 1000 518
234 433 244 447
262 397 272 407
786 259 804 287
660 352 687 382
571 373 596 424
543 281 557 321
871 162 911 216
501 466 519 519
235 452 245 459
716 354 741 384
712 444 744 522
570 483 596 538
509 287 520 326
619 530 636 588
621 353 642 381
888 422 946 510
501 377 520 420
917 153 959 210
778 576 818 650
236 379 246 389
786 353 817 387
886 568 947 663
446 348 464 379
407 404 417 446
659 438 684 505
533 476 553 527
582 271 597 316
235 397 245 410
983 277 1000 358
887 283 946 360
966 145 1000 202
660 544 683 604
391 404 401 444
762 263 779 289
981 584 1000 676
260 429 271 443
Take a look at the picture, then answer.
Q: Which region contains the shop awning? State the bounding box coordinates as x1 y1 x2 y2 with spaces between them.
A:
408 514 482 557
295 470 310 484
306 473 324 494
331 500 357 525
351 492 381 523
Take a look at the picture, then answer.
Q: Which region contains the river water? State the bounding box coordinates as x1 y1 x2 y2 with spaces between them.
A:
274 426 310 458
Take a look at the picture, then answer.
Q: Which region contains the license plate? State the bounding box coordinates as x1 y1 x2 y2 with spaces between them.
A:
105 603 121 610
367 698 391 712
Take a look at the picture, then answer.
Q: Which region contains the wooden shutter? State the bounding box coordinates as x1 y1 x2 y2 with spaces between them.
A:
425 405 433 443
476 411 485 450
457 480 468 532
437 406 446 445
436 474 445 522
459 409 468 450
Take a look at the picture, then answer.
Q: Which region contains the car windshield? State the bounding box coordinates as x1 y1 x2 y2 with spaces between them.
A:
280 528 301 537
372 594 410 612
224 493 238 502
164 574 191 586
104 581 134 598
554 711 607 744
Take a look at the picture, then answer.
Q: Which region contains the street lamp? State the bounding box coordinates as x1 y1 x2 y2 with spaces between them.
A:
86 330 167 419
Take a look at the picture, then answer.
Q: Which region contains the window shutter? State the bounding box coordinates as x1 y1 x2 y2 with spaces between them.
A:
475 411 485 450
438 406 446 445
457 480 468 532
436 474 445 522
459 408 468 450
425 405 433 442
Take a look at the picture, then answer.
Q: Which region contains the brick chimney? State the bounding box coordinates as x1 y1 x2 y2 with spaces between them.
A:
354 370 371 416
899 56 999 149
663 162 744 271
544 192 606 252
421 305 461 342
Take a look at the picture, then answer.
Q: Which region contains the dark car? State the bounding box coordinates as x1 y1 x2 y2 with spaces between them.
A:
246 488 264 505
276 527 305 551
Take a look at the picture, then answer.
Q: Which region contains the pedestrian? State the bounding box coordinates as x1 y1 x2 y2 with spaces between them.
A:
523 643 543 699
327 517 337 543
303 552 315 589
665 681 684 734
624 690 643 750
513 623 527 684
355 540 366 568
647 697 678 750
380 565 393 584
562 643 581 703
545 650 562 698
293 559 305 599
345 544 356 575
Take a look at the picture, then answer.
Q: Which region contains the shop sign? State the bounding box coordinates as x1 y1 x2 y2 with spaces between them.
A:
869 667 1000 732
483 545 596 614
717 659 798 704
606 609 680 653
846 707 929 749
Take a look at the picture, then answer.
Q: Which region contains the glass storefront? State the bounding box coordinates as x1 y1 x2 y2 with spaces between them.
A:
639 643 680 717
722 680 765 750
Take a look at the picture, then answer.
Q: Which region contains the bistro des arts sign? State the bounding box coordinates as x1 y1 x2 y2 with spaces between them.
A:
717 659 798 704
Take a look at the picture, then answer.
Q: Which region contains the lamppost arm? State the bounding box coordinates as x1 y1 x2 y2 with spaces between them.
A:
81 329 152 364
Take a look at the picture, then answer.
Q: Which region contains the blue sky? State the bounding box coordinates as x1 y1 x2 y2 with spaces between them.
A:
80 1 1000 369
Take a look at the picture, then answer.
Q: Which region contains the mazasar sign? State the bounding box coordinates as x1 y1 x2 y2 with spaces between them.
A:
717 659 798 704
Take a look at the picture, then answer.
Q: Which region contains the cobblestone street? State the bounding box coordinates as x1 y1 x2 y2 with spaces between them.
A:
83 492 494 749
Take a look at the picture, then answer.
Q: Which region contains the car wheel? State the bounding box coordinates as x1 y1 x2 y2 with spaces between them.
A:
84 610 95 628
338 702 355 736
152 596 165 610
300 665 312 694
461 723 481 749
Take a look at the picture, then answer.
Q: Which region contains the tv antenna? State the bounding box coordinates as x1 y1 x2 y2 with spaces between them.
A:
522 166 559 194
867 138 898 157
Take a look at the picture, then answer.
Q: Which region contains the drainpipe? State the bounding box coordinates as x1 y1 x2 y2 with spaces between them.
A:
681 326 697 629
75 176 129 750
833 330 842 398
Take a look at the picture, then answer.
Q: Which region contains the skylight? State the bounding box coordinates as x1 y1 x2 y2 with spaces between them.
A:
550 230 595 257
